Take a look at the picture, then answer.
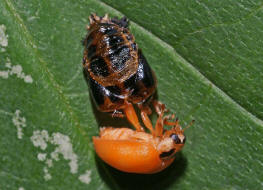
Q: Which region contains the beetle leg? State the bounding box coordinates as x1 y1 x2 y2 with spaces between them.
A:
139 104 155 135
152 100 166 136
137 103 165 136
123 101 144 132
153 100 180 137
154 100 178 126
138 103 152 115
163 115 178 126
155 109 164 137
153 100 169 115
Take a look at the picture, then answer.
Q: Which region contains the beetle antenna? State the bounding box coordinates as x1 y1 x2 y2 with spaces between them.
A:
175 117 179 126
183 120 195 132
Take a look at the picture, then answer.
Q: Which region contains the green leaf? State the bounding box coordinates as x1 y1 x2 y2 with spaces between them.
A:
0 0 262 189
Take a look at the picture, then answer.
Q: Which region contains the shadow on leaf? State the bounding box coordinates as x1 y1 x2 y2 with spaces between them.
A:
95 152 187 190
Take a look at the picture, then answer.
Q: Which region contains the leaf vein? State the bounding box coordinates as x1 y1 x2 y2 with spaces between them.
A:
177 2 263 44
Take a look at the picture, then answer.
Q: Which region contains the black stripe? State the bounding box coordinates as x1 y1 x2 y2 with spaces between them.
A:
90 56 109 77
87 45 96 59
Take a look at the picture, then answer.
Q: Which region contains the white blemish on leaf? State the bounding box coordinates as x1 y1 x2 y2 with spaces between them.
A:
37 153 47 161
11 65 23 76
31 130 49 150
50 133 78 174
5 61 11 68
51 151 59 161
46 159 53 168
79 170 92 185
0 59 33 83
30 130 79 180
43 166 51 181
12 110 26 139
0 71 9 79
0 25 32 82
18 187 25 190
0 25 8 52
24 75 33 83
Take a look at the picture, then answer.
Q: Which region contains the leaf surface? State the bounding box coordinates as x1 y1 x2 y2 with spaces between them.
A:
0 0 262 189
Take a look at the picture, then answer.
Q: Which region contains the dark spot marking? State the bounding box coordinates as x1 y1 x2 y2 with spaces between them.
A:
87 45 96 59
90 56 109 77
105 28 118 36
131 85 140 97
124 73 137 89
159 149 175 159
109 35 124 47
85 34 93 49
106 86 121 95
109 45 130 71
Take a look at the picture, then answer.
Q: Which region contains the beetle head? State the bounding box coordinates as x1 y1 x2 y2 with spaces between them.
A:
158 119 194 160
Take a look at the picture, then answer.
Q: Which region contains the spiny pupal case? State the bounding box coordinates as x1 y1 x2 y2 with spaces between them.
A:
83 14 190 174
83 13 156 113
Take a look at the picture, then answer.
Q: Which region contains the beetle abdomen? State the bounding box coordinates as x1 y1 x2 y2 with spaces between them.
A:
83 14 156 112
83 15 138 87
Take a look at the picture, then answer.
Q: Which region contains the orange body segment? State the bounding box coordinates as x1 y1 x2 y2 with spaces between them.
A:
93 137 174 174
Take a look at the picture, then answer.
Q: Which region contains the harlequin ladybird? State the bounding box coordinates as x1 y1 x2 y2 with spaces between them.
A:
83 14 192 174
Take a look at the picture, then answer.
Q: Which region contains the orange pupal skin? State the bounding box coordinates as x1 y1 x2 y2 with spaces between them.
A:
93 137 175 174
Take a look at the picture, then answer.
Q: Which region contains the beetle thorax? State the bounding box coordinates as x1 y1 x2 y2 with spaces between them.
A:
157 138 174 154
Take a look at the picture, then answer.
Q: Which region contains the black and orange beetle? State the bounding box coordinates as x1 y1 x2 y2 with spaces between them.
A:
83 14 192 174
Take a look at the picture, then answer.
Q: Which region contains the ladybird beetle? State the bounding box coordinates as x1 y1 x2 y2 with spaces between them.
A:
83 14 192 174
